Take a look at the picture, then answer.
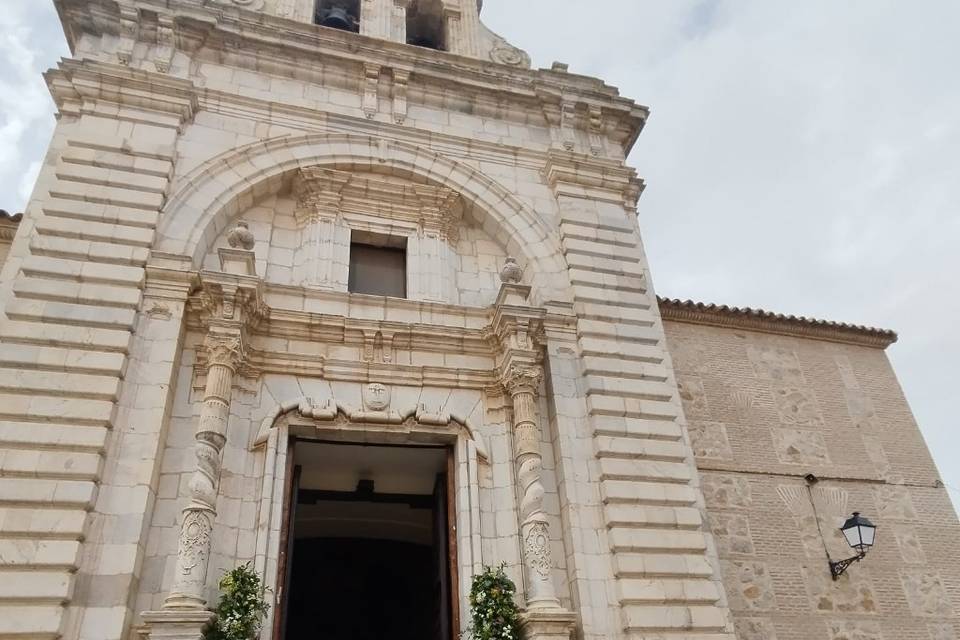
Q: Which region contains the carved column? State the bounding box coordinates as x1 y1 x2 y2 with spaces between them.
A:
504 364 561 610
164 330 244 609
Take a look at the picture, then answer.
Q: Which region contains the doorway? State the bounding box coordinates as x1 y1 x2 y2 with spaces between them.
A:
276 442 458 640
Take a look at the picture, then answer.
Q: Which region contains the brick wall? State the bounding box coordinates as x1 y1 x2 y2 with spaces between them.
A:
662 319 960 640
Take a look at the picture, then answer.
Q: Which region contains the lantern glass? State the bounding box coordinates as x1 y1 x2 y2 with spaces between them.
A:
840 512 876 552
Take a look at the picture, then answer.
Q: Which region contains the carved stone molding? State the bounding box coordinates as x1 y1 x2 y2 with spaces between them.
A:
503 364 543 398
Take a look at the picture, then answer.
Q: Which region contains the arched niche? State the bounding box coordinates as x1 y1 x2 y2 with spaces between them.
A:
156 133 571 305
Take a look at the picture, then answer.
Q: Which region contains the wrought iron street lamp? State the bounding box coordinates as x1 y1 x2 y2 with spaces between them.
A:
829 512 877 580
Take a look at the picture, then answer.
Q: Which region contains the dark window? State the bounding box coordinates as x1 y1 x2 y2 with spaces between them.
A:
348 233 407 298
315 0 360 33
406 0 446 50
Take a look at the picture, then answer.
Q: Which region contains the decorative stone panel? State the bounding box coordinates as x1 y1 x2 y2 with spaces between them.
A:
723 560 776 611
772 387 824 427
827 620 884 640
929 623 958 640
804 568 878 613
702 474 752 509
893 526 927 564
874 486 918 520
689 421 734 460
709 512 755 555
677 375 710 418
772 428 830 465
734 617 778 640
901 570 952 617
747 345 805 384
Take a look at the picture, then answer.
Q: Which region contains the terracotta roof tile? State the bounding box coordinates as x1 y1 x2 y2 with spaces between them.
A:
657 296 898 349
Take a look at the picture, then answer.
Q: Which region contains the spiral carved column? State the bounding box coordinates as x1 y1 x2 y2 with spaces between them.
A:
164 332 243 610
504 365 562 611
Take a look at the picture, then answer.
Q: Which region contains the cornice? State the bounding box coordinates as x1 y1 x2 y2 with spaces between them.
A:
53 0 648 154
658 297 898 350
0 211 20 242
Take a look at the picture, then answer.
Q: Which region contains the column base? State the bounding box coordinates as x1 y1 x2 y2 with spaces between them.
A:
520 609 577 640
137 610 215 640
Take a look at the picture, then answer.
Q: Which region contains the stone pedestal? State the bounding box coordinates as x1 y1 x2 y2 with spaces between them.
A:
138 610 215 640
520 610 577 640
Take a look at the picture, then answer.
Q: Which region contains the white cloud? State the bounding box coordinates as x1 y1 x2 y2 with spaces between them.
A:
483 0 960 504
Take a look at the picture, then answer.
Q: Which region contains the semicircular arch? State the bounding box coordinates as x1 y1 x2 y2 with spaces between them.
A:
156 133 568 301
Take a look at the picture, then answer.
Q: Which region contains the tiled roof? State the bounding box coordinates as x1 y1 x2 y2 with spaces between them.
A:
657 296 898 349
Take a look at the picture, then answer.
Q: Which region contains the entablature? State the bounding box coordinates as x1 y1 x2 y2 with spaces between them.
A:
53 0 649 156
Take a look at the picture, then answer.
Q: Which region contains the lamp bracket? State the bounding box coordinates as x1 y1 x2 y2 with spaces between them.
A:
829 551 866 580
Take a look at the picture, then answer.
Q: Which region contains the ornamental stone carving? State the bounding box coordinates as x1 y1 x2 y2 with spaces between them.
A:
499 256 523 284
362 383 391 412
226 220 255 250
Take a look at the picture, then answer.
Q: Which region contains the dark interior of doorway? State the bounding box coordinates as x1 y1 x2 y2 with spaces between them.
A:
279 442 456 640
285 537 433 640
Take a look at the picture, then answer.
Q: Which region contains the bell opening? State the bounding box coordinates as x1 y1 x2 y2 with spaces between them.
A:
315 0 360 33
406 0 446 51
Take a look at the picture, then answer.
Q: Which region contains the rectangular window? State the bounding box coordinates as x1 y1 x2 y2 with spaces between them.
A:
348 232 407 298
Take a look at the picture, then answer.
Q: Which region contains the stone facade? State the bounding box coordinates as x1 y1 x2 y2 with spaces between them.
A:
661 302 960 639
0 2 955 640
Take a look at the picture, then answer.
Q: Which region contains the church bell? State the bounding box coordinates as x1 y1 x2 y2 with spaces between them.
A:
317 6 356 31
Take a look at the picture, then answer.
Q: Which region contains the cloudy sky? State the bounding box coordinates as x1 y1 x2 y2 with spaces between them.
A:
2 2 958 502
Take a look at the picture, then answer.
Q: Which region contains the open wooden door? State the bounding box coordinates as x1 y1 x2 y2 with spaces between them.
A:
273 440 301 640
432 448 460 640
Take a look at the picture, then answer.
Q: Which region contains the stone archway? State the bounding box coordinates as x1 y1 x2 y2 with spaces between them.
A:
251 393 485 640
155 133 570 304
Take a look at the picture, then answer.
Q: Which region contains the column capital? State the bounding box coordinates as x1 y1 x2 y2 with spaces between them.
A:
502 364 543 398
202 331 244 371
190 273 268 334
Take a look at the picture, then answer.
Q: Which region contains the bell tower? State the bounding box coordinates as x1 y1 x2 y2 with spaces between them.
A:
0 2 734 640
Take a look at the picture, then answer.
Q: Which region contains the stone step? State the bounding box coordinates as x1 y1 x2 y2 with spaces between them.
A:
0 423 109 453
0 368 121 402
609 527 708 554
580 338 664 363
604 504 702 530
21 255 145 287
583 356 669 381
30 234 150 267
41 196 159 228
559 223 640 249
598 458 693 484
0 478 97 509
0 392 116 426
14 277 142 310
601 480 698 507
61 144 172 178
0 540 82 570
35 214 155 247
614 553 716 579
0 448 103 481
621 604 730 634
578 319 659 342
0 507 87 540
0 604 64 637
49 181 163 212
569 268 646 294
0 570 73 603
0 343 127 376
54 161 169 195
591 415 684 441
584 375 674 401
618 578 720 605
586 393 679 422
0 319 132 353
565 250 647 277
4 299 137 330
595 435 688 462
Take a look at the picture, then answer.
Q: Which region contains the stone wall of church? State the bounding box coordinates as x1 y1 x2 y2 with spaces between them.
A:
662 319 960 640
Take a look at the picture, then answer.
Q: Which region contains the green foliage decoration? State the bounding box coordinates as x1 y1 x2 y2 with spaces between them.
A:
468 564 521 640
203 563 270 640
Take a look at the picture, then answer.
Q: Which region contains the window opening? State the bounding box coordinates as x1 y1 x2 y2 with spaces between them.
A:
406 0 446 50
315 0 360 32
348 231 407 298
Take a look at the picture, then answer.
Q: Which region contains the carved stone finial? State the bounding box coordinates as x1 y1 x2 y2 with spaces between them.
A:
500 256 524 284
226 221 255 250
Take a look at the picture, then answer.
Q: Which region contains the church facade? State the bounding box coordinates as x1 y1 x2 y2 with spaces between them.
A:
0 2 957 640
